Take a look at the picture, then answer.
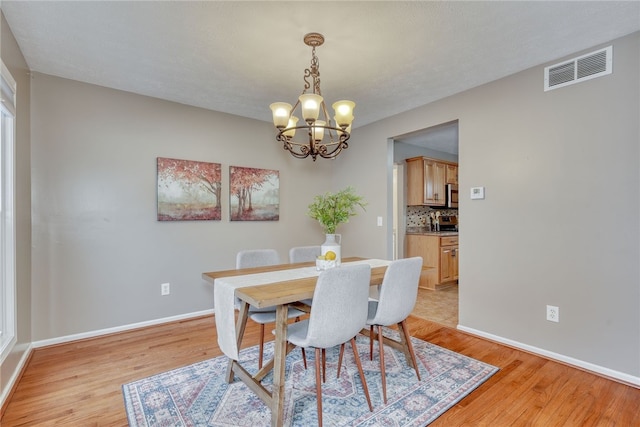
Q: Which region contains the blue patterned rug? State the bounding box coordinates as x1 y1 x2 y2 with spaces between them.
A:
122 330 498 426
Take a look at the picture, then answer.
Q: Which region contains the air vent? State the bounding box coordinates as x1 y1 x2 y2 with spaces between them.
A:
544 46 612 91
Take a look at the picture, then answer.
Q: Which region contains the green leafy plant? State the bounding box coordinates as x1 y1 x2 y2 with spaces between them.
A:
307 186 367 234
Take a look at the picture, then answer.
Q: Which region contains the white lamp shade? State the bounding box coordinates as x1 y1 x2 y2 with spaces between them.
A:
270 102 292 128
312 120 326 141
299 93 323 122
332 100 355 128
336 122 352 136
283 116 298 138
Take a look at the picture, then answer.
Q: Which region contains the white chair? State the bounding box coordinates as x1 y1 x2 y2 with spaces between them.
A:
289 245 321 263
236 249 305 369
287 264 373 427
366 257 423 404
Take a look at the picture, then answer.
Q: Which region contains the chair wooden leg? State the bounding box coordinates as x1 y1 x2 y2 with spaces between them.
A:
259 324 265 369
350 337 373 412
369 325 374 360
337 343 345 378
377 325 387 404
399 320 421 381
322 348 327 383
314 348 323 427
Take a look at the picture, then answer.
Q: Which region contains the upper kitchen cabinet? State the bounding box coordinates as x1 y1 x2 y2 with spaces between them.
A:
406 156 456 206
445 164 458 185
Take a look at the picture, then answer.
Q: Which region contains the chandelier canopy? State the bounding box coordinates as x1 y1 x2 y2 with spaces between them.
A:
270 33 355 161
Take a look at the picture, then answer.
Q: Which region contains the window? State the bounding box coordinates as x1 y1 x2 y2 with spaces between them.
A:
0 60 17 362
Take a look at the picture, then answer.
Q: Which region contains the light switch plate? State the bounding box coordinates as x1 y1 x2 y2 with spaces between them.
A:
470 186 485 200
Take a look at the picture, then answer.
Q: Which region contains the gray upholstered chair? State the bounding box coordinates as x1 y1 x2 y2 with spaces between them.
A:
288 245 321 308
289 245 321 263
287 264 373 427
236 249 305 368
366 256 423 404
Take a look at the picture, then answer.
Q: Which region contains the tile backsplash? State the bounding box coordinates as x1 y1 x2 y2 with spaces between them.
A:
406 206 458 228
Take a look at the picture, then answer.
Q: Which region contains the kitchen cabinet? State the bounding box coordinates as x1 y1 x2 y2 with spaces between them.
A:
445 164 458 185
406 156 456 206
439 236 459 283
405 234 458 290
424 159 446 206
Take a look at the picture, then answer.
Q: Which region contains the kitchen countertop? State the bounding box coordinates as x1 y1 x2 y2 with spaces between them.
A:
406 227 458 236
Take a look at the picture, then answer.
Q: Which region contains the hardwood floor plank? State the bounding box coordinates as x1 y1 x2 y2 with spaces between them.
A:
2 314 638 426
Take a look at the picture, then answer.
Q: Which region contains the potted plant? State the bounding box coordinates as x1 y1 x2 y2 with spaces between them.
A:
307 186 367 265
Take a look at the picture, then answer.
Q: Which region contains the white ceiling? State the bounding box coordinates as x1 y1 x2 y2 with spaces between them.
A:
2 1 639 153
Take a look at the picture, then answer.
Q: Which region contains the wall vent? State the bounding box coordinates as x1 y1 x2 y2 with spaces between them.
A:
544 46 612 91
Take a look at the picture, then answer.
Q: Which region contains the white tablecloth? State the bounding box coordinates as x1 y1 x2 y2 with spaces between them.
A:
214 258 391 360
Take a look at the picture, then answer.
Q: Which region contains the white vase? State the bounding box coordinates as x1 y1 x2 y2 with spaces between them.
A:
321 234 341 266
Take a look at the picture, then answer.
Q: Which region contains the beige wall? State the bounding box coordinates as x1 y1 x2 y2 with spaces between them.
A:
346 32 640 379
0 11 32 401
29 73 342 341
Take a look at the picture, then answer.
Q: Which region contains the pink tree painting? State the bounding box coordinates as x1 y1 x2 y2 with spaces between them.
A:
229 166 279 221
157 157 222 221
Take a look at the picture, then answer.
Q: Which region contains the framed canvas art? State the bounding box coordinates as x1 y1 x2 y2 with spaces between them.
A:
157 157 222 221
229 166 279 221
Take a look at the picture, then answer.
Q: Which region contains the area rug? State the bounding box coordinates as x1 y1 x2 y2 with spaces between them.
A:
122 330 498 426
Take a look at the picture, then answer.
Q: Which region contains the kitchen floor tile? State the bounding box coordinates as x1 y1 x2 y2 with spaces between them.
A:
412 285 458 328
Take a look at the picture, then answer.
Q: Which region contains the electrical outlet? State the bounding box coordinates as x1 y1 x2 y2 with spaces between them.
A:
546 305 559 322
161 282 170 296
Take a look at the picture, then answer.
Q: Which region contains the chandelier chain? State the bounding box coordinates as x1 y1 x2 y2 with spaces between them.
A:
303 46 322 96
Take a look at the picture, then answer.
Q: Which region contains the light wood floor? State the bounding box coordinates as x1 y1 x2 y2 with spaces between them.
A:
2 311 639 425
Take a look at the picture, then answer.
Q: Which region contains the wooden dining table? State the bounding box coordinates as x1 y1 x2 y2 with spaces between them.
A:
202 257 392 427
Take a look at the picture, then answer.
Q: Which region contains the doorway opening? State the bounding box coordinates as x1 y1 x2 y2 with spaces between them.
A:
391 120 459 328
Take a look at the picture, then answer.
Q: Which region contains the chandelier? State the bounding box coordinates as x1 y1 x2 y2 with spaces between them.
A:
270 33 355 161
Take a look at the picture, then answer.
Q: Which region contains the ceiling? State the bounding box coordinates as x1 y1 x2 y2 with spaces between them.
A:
395 120 460 155
2 1 639 154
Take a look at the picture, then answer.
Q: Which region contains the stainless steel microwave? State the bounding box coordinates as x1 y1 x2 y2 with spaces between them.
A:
447 184 459 208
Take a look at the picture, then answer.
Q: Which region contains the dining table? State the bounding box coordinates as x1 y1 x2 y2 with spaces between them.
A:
202 257 393 426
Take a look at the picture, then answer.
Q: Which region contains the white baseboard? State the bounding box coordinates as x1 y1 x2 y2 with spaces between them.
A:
0 342 32 408
32 309 214 349
457 324 640 387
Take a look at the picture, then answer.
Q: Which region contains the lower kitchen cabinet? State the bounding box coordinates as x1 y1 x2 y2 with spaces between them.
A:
406 234 459 290
440 244 459 283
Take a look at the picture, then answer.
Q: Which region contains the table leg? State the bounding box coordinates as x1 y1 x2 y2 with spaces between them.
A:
271 304 288 427
226 301 249 383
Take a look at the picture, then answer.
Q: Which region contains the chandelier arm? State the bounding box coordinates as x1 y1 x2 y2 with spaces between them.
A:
276 134 311 159
320 101 335 138
276 130 350 162
278 125 350 145
317 141 349 159
279 124 347 133
290 99 301 117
